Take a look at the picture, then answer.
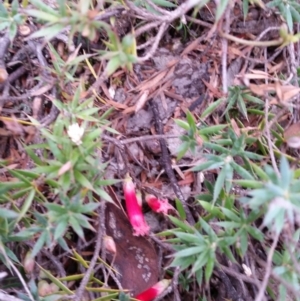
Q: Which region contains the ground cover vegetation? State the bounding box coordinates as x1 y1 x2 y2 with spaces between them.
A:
0 0 300 300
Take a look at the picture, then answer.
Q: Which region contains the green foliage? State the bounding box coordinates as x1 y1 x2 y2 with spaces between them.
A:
241 156 300 234
46 43 94 88
225 86 264 120
193 127 264 203
0 90 117 263
0 0 25 41
267 0 300 32
99 31 138 76
134 0 177 15
175 110 227 160
1 0 300 299
167 216 235 284
172 98 300 292
25 0 138 77
26 0 109 41
272 229 300 301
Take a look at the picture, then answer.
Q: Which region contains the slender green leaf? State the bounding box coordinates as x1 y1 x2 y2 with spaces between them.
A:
201 98 224 119
213 167 226 203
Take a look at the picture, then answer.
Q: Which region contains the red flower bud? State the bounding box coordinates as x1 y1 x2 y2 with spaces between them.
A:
123 175 150 236
145 194 174 215
134 279 170 301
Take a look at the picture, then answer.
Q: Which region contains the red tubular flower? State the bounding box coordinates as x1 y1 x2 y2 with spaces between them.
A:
145 194 174 215
134 279 170 301
123 175 150 236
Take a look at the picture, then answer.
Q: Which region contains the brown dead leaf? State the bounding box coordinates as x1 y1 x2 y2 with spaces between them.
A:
278 84 300 103
65 44 81 64
284 122 300 148
105 203 159 296
268 61 284 74
182 36 203 56
135 90 150 113
24 126 36 144
202 79 223 98
275 81 283 102
0 128 12 136
248 81 300 105
0 67 8 83
243 70 270 80
2 115 24 136
248 83 275 97
284 122 300 140
32 97 42 119
177 171 194 185
31 84 53 96
135 69 170 93
133 60 177 94
231 119 241 136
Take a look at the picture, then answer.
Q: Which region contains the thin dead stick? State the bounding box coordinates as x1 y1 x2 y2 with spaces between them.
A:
263 47 280 175
185 15 212 28
251 247 300 299
263 46 279 175
130 0 203 23
0 32 10 82
135 20 162 37
218 264 261 287
0 291 24 301
137 37 156 50
137 22 167 62
222 8 230 94
149 233 175 252
265 102 279 176
150 100 195 225
102 134 180 145
172 266 181 301
287 40 300 121
74 203 106 301
271 270 300 298
254 231 280 301
144 0 171 16
263 108 288 136
1 253 35 301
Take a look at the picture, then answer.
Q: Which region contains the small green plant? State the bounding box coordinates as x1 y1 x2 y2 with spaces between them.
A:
0 88 117 265
174 110 227 159
165 216 236 285
176 112 264 204
45 43 94 89
169 103 300 298
267 0 300 32
240 156 300 234
99 30 138 76
26 0 110 41
225 86 264 120
0 0 25 40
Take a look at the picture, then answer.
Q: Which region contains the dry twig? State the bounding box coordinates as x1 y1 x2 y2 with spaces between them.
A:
254 232 280 301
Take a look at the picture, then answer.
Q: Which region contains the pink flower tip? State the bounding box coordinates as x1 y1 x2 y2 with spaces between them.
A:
123 174 150 236
135 279 171 301
145 194 174 215
130 214 150 236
